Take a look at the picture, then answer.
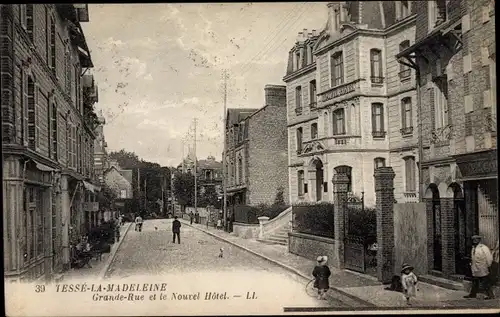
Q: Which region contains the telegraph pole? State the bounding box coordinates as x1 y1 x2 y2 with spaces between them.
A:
193 118 198 218
222 69 228 232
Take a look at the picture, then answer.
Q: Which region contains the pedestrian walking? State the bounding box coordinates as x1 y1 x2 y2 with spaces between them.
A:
172 216 181 244
312 255 331 300
118 214 123 226
135 214 143 232
190 211 194 225
464 235 495 299
401 263 418 305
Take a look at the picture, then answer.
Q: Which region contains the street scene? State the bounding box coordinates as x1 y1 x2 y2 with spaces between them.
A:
2 1 499 315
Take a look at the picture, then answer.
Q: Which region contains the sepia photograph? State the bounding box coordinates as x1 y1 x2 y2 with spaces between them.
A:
2 1 499 315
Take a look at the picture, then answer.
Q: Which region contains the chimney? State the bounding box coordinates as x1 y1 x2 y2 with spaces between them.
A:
303 29 308 39
312 29 317 36
264 84 286 108
327 2 336 33
297 31 303 42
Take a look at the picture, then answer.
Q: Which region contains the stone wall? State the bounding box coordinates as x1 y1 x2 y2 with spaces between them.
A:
288 232 338 266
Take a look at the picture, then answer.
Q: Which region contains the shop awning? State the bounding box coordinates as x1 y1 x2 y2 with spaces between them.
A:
82 180 101 193
34 161 57 172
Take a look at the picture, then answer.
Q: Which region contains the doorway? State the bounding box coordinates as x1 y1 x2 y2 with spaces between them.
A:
430 184 442 272
450 183 467 275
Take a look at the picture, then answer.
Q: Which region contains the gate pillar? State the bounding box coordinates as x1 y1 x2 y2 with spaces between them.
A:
332 173 349 269
374 167 396 284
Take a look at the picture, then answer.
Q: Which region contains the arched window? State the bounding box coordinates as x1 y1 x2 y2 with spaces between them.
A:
332 108 345 135
334 165 352 192
370 49 383 83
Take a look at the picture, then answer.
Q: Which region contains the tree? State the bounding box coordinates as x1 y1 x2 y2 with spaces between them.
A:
97 184 117 210
109 149 141 169
274 186 285 206
199 185 219 208
173 172 195 211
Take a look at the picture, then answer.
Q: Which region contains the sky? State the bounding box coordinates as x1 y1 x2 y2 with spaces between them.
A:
81 3 328 167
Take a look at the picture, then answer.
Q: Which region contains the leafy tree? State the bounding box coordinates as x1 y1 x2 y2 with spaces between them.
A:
109 149 141 169
173 172 195 211
199 185 220 208
274 186 285 206
97 184 117 210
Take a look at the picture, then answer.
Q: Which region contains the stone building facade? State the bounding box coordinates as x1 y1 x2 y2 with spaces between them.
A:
285 1 419 207
1 4 100 282
398 0 497 279
224 85 289 208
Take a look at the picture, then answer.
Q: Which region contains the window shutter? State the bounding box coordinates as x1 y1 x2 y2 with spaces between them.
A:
35 85 40 150
429 88 435 132
380 105 385 132
332 112 337 134
26 5 34 42
47 99 52 157
401 101 406 128
371 106 376 132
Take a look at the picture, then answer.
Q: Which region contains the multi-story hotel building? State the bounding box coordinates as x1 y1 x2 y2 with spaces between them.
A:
398 0 497 280
1 4 100 282
285 1 418 207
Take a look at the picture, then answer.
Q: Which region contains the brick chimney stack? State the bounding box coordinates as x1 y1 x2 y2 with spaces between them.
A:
264 84 286 108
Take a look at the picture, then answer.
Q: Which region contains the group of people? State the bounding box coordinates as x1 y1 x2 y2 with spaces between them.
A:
311 235 497 304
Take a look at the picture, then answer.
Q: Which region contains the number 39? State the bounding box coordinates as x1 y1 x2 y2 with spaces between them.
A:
35 285 46 293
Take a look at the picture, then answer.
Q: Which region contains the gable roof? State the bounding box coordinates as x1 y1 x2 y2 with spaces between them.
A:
104 166 133 185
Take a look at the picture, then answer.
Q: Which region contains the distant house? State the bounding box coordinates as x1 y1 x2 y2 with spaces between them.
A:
104 160 133 213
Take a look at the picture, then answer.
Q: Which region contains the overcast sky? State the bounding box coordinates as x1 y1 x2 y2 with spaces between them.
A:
82 3 328 167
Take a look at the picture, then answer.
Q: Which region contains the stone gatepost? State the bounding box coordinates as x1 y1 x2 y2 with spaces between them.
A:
332 173 349 269
258 216 270 239
374 167 396 284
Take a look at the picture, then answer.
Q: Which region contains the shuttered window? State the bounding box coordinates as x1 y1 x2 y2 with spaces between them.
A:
404 156 416 192
311 123 318 139
372 103 385 133
27 76 37 150
50 18 56 75
332 108 345 135
26 4 34 42
370 49 383 83
331 52 344 86
51 103 58 160
401 97 412 129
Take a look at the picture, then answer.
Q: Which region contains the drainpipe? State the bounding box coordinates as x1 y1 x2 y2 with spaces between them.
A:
416 68 424 201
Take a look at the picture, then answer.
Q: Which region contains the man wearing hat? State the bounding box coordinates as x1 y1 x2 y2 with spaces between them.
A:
464 235 495 299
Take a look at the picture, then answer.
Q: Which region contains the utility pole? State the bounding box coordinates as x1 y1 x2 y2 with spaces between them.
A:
137 167 141 213
144 178 147 213
222 69 228 232
193 118 198 216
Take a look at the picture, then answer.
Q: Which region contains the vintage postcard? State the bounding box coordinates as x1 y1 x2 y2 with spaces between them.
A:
2 2 499 316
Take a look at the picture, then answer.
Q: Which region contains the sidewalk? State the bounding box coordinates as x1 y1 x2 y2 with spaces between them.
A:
182 220 500 309
59 222 132 281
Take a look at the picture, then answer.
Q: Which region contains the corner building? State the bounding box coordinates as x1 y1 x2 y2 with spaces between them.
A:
398 0 497 280
1 4 100 282
285 1 419 207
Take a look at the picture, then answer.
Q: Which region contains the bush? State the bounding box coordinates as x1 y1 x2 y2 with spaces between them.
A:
255 203 289 219
292 202 335 238
233 205 259 224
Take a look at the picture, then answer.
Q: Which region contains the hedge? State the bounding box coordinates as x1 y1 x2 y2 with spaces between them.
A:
292 202 335 238
233 203 290 224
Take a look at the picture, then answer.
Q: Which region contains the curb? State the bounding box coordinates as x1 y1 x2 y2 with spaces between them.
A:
98 222 132 280
181 220 376 308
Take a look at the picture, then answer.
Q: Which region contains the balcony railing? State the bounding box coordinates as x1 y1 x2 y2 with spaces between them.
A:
372 131 387 139
309 102 317 109
370 76 384 84
295 107 303 115
400 126 414 136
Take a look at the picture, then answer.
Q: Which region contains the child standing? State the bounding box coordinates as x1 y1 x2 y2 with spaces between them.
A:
401 263 418 305
312 255 331 300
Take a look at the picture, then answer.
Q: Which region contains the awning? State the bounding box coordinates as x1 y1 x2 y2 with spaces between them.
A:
34 161 57 172
82 180 101 193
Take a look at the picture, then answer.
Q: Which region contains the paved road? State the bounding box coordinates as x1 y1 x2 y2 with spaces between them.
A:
105 219 345 312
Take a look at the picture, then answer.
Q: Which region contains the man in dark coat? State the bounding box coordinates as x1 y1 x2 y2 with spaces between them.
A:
190 211 194 225
172 216 181 244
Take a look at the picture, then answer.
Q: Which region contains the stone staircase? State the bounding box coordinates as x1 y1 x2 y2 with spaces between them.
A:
257 222 290 246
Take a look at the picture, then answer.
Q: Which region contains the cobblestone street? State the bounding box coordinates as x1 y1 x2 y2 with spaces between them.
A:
105 219 344 309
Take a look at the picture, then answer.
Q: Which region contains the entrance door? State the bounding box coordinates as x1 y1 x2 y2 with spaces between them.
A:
316 162 324 202
429 185 443 272
454 198 467 274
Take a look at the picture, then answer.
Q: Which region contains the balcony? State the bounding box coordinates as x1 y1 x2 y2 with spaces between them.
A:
324 135 362 150
309 102 317 109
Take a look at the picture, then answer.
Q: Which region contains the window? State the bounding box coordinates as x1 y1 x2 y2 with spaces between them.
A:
298 170 305 196
50 102 59 160
429 0 447 30
295 86 302 111
26 4 34 42
331 52 344 86
65 46 71 93
27 76 37 150
399 41 411 80
323 111 329 137
371 103 385 137
309 80 317 106
295 51 301 70
238 157 243 184
374 157 386 170
20 69 28 145
334 165 352 192
397 1 412 20
74 65 81 112
311 123 318 139
404 156 416 192
50 18 56 75
19 4 27 29
120 190 127 199
433 77 449 129
334 8 341 31
370 49 383 83
296 127 303 153
401 98 413 134
332 108 345 135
